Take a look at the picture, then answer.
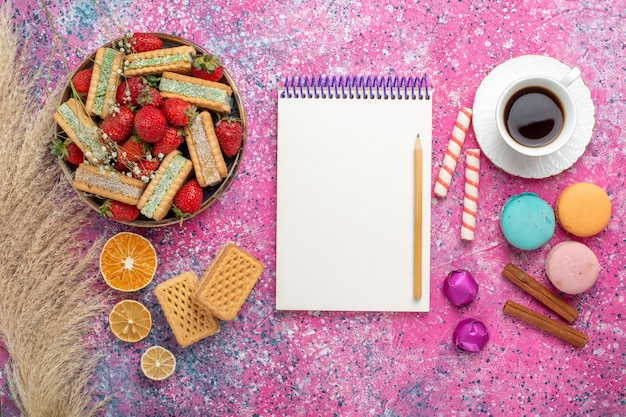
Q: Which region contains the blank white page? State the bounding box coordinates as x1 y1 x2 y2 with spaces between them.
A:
276 83 432 312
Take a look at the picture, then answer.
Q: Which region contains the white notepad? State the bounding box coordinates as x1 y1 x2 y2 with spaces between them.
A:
276 76 432 312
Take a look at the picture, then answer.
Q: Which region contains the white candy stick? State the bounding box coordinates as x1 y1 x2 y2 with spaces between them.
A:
434 106 473 198
461 149 480 241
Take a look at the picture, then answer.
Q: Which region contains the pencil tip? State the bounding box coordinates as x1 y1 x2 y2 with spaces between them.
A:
414 134 422 148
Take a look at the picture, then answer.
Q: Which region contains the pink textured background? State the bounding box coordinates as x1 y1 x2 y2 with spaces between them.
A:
3 0 625 416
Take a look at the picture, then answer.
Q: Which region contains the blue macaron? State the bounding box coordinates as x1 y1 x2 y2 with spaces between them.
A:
499 192 555 250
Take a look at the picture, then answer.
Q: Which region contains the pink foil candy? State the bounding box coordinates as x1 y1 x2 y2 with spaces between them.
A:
453 318 490 352
443 269 478 307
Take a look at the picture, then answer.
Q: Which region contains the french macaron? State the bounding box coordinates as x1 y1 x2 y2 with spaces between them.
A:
500 192 555 250
555 182 611 237
545 241 599 294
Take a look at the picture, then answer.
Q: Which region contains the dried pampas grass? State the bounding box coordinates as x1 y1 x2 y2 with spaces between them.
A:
0 4 108 417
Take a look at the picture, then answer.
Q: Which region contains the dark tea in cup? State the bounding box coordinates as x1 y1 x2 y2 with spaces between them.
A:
504 87 564 147
495 67 580 157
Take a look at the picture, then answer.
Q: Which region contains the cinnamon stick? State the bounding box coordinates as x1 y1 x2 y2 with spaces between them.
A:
502 263 578 323
503 300 588 348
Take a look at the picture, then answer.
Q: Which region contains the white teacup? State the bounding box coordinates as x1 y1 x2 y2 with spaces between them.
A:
495 67 581 157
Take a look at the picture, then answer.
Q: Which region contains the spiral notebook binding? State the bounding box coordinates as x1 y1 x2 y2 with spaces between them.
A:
281 75 429 100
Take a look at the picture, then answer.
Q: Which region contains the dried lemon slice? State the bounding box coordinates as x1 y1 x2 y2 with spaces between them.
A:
108 300 152 342
141 346 176 380
100 232 157 292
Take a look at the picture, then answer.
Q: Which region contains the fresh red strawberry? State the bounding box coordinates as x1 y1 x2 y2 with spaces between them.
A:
191 55 224 81
127 33 162 53
72 68 93 96
52 139 84 165
131 157 161 180
161 98 196 127
64 142 85 165
137 86 163 108
100 199 140 222
173 179 203 215
116 136 148 171
134 105 167 143
152 126 185 157
215 117 243 157
115 158 128 172
116 77 148 106
100 106 135 143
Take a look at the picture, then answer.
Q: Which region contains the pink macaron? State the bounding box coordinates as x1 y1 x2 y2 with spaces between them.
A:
545 241 599 294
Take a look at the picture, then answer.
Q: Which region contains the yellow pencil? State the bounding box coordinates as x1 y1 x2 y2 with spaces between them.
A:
414 134 422 299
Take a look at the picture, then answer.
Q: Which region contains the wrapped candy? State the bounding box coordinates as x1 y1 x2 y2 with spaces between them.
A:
442 269 478 307
453 318 490 353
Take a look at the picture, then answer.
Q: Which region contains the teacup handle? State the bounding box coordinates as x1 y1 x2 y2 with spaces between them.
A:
560 67 581 88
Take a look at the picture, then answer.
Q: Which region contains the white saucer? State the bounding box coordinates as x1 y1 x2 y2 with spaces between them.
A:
472 55 595 179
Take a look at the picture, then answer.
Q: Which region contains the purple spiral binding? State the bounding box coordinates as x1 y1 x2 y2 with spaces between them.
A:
280 75 429 100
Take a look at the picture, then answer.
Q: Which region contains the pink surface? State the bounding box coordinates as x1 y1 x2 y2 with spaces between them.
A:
3 0 626 416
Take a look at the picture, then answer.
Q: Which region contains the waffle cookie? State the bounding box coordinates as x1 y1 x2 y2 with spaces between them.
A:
85 47 124 118
154 271 220 347
124 45 196 77
73 163 147 206
159 71 233 113
137 150 193 221
54 98 109 165
195 243 264 321
185 111 228 187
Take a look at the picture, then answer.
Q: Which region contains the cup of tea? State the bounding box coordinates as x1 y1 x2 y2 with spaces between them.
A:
495 67 581 157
